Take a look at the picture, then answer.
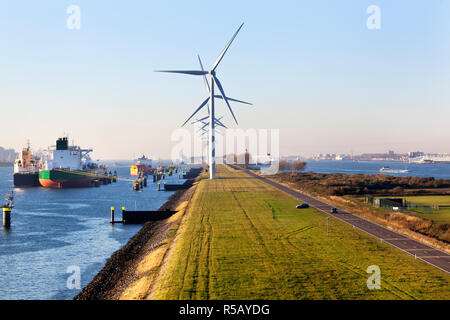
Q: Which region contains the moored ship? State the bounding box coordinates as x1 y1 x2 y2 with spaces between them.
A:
130 155 153 176
39 137 106 189
13 143 41 187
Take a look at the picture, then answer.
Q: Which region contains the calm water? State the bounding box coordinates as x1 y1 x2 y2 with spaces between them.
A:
0 163 186 300
1 160 449 300
303 160 450 179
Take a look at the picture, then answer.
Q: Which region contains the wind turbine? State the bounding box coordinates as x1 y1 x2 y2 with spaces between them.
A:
193 116 227 132
156 23 250 179
196 121 225 165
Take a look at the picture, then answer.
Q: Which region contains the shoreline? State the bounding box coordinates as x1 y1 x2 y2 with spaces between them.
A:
74 173 201 300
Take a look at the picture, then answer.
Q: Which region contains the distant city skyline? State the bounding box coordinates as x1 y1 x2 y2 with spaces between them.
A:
0 1 449 159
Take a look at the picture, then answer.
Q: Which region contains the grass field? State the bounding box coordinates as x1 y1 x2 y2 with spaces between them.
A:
401 196 450 223
151 165 450 300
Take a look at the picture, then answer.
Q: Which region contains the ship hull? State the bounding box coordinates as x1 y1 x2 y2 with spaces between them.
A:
39 169 95 189
14 173 41 187
130 165 152 176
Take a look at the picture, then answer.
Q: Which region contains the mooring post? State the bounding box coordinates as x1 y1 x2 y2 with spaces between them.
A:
3 207 11 228
110 206 115 224
122 206 126 223
158 182 160 191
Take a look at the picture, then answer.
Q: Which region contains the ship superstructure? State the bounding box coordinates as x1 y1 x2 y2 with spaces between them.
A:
39 137 105 188
13 142 41 187
130 155 153 176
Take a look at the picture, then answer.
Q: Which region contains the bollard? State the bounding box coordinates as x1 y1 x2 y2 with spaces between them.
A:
164 182 166 191
134 181 140 191
113 175 117 183
3 207 11 228
158 182 160 191
110 207 115 224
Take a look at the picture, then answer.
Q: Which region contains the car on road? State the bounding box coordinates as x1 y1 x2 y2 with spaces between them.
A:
296 203 309 209
331 207 338 213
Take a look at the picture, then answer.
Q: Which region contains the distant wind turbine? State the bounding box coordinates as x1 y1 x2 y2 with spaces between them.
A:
155 23 251 179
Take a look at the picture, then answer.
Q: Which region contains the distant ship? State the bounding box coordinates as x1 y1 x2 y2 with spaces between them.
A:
130 155 153 176
13 143 41 187
39 137 106 188
379 166 408 173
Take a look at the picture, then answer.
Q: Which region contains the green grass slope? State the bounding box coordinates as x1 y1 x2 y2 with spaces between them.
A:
153 165 450 300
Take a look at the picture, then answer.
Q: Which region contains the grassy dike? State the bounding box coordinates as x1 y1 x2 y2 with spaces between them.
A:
149 164 449 300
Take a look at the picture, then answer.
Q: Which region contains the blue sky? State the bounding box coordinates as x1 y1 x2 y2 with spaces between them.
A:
0 0 449 158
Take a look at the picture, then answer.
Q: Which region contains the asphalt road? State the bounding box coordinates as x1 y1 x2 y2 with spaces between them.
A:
232 165 450 274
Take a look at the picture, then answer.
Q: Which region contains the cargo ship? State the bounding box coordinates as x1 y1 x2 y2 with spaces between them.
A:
13 143 41 187
130 155 153 176
39 137 106 188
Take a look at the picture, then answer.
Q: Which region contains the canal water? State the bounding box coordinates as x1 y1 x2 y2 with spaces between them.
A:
303 160 450 179
0 163 186 300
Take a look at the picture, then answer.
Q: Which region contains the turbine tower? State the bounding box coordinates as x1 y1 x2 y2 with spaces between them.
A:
156 23 250 179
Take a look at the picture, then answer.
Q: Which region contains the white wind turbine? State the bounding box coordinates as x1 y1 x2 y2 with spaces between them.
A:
195 120 225 165
156 23 250 179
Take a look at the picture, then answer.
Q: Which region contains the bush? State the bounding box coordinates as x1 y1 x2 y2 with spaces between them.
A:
269 171 450 196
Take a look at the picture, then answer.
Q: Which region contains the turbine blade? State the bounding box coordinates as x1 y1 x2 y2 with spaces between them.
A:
212 23 244 72
197 125 208 134
213 76 238 125
215 118 228 129
197 115 209 122
197 55 211 114
191 119 203 124
198 55 211 93
214 95 252 105
181 97 210 127
155 70 208 76
215 120 227 129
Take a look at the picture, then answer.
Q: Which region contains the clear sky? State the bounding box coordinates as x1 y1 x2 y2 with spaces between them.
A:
0 0 449 159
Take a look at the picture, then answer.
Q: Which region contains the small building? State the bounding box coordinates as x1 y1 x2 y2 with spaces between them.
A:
374 198 404 208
